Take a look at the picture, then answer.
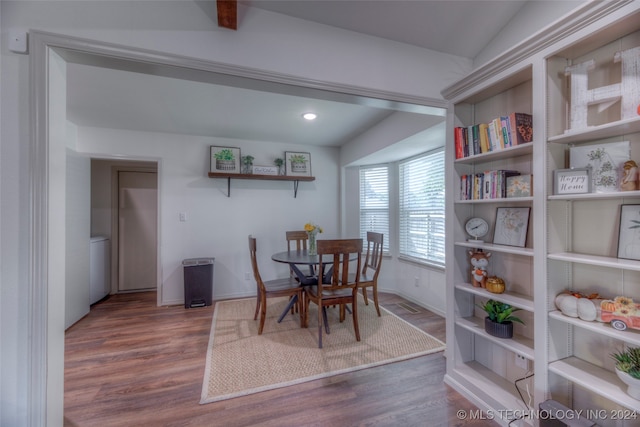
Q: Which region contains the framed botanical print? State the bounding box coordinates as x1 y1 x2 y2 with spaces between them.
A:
618 204 640 260
210 146 241 174
493 207 530 247
285 151 311 177
569 141 630 193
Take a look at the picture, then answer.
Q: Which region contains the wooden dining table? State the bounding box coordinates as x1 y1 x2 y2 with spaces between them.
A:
271 249 355 323
271 250 324 323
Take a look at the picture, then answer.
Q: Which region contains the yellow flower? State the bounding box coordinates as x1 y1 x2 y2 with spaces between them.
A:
615 296 634 307
304 223 323 234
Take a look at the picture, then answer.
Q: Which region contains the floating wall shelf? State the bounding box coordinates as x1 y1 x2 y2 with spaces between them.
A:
207 172 315 198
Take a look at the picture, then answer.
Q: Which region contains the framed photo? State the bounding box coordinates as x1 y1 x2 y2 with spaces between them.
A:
210 146 241 174
493 207 530 247
617 205 640 260
553 168 592 195
285 151 311 177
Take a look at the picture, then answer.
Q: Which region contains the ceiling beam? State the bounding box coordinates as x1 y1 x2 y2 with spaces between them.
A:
217 0 237 30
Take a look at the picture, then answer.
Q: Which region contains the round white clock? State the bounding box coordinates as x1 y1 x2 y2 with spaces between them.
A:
465 217 489 242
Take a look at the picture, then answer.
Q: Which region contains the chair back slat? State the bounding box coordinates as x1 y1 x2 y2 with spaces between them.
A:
248 235 264 291
286 230 308 251
363 232 384 279
317 238 362 292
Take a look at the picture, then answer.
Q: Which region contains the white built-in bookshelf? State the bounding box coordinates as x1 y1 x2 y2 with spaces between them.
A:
443 2 640 426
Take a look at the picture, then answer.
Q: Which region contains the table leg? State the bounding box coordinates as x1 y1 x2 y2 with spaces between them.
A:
277 295 298 323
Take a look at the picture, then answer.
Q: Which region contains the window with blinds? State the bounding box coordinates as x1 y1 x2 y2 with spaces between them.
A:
359 166 390 253
399 149 445 266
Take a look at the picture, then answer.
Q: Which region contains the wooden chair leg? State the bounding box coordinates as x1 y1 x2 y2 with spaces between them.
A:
361 287 369 305
254 292 261 320
305 292 311 328
372 286 381 317
317 302 323 348
297 293 304 328
258 299 267 335
352 300 360 342
322 307 330 334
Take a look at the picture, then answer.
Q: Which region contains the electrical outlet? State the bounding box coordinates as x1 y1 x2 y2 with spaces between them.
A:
515 354 528 369
414 277 419 287
245 271 251 281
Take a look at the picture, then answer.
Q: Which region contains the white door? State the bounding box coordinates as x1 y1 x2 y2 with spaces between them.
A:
118 171 158 292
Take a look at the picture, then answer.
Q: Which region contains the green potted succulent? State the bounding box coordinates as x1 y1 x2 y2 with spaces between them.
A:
274 158 284 175
611 347 640 399
242 155 255 174
477 299 524 339
214 149 236 171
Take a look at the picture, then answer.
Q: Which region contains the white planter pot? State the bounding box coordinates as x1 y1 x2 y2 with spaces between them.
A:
616 368 640 400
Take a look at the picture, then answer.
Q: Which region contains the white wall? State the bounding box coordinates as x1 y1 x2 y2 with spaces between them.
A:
77 126 341 304
65 148 91 329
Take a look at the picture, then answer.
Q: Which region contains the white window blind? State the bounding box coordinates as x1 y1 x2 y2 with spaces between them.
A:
359 166 390 253
399 149 445 266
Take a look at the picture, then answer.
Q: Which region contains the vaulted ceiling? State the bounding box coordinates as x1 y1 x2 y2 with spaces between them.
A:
65 1 530 164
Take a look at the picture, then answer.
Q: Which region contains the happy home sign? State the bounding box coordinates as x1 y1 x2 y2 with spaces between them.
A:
565 46 640 132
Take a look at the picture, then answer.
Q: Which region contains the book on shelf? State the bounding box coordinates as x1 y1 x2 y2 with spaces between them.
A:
509 112 533 145
479 123 490 153
454 112 533 159
460 170 520 200
454 127 464 159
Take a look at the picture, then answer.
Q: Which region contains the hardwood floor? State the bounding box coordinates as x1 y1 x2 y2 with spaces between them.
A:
64 292 499 427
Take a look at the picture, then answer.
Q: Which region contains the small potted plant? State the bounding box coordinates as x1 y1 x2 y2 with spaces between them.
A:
242 155 255 174
274 158 284 175
611 347 640 399
477 299 524 339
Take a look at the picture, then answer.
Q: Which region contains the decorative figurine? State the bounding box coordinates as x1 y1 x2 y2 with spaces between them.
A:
601 296 640 331
469 249 491 288
621 160 638 191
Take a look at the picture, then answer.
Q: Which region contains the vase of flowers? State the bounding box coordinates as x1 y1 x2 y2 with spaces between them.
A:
304 222 323 255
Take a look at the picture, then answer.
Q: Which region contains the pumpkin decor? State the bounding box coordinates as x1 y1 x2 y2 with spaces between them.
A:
486 276 506 294
555 291 603 322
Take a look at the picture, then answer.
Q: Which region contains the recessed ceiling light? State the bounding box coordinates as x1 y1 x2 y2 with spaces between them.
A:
302 112 317 121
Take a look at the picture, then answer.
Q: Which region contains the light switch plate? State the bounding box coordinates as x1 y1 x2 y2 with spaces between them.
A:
9 30 28 54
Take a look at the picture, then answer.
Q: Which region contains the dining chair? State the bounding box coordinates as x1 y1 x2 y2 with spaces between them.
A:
286 230 308 251
358 232 384 317
304 238 362 348
285 230 315 279
248 235 304 334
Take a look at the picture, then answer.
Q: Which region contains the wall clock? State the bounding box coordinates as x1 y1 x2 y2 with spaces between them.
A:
465 217 489 243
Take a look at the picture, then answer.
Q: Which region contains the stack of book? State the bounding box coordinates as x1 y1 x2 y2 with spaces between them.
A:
460 170 521 200
454 112 533 159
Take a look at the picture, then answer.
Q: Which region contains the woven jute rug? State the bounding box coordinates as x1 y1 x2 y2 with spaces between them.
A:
200 296 445 404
